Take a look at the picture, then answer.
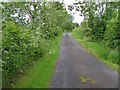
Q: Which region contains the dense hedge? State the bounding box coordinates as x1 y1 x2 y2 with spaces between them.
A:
70 2 119 49
71 2 119 65
104 17 118 48
2 2 75 87
2 22 46 87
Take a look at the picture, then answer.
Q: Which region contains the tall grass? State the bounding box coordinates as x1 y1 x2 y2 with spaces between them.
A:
14 34 62 88
72 27 119 71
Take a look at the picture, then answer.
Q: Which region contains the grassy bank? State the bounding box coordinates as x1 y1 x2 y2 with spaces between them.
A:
14 34 62 88
72 29 119 72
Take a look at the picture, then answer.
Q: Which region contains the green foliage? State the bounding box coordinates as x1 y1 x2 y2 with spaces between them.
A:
14 35 62 88
72 27 85 39
82 27 92 38
73 26 119 64
107 48 118 64
72 27 92 40
2 22 45 87
104 16 118 48
2 2 74 87
72 27 119 66
72 30 119 71
70 2 118 48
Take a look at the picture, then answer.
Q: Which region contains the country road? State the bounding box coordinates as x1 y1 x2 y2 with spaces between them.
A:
50 33 118 88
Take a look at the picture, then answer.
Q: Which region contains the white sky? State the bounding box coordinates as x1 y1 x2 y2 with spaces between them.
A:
63 0 84 24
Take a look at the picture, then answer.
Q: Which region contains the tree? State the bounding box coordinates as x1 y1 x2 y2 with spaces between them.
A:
2 1 75 87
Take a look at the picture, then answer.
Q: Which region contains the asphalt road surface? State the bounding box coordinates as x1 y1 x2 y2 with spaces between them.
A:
50 33 118 88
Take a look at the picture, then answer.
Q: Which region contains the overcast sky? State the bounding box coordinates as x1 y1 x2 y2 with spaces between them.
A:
63 0 84 24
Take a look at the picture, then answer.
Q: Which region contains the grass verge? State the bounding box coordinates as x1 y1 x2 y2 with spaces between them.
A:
14 35 62 88
72 31 119 72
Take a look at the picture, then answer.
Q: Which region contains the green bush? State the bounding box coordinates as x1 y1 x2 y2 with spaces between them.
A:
2 22 45 87
82 27 92 37
72 27 119 65
2 2 76 87
107 48 118 64
104 17 118 49
73 27 93 41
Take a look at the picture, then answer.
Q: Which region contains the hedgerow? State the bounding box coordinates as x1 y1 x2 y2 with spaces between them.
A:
2 2 75 87
70 2 119 65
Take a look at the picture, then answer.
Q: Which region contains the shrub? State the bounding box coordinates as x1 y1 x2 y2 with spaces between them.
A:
2 22 45 87
104 17 118 49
